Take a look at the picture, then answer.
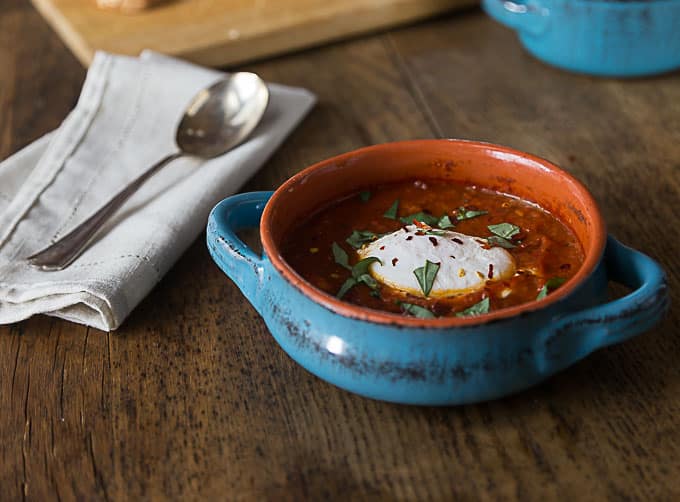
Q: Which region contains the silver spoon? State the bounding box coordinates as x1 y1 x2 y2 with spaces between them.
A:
27 73 270 271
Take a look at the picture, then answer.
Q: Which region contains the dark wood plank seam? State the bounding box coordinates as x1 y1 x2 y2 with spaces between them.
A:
383 33 445 139
88 432 111 502
102 331 109 413
10 332 21 402
21 373 29 502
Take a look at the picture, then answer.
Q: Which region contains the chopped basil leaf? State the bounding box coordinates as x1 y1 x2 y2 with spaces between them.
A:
437 215 455 229
457 207 488 221
352 257 382 279
332 242 351 270
486 235 516 249
356 273 378 289
425 229 446 236
369 289 381 298
488 222 520 239
400 302 436 319
336 278 357 299
546 277 567 288
536 277 567 300
335 256 383 298
455 297 490 317
413 260 440 297
346 230 380 249
399 211 439 227
359 190 371 202
384 199 400 219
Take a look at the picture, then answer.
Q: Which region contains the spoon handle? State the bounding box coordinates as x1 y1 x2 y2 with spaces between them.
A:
27 151 184 271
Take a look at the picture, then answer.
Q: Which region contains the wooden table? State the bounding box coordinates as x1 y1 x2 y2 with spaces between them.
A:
1 1 679 499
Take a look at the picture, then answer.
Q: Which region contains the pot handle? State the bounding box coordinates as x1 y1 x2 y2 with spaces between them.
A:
536 236 669 374
206 191 274 313
482 0 549 36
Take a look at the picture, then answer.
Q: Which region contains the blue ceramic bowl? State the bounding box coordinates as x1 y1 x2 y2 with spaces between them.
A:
482 0 680 77
207 140 669 405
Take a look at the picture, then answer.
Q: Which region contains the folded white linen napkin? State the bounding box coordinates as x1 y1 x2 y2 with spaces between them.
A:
0 51 315 331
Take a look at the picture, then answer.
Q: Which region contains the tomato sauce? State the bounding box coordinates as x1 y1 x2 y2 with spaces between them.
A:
280 179 584 318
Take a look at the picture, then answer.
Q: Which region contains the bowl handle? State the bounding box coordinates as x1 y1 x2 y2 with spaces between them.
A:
536 235 669 374
482 0 549 36
206 191 274 313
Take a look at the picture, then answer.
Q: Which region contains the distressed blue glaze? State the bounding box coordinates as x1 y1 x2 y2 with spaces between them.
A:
482 0 680 77
207 192 669 405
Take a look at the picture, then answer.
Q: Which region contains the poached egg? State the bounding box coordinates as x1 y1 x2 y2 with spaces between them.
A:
357 225 515 297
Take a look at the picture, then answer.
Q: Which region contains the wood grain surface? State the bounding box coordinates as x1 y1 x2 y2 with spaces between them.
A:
1 0 679 500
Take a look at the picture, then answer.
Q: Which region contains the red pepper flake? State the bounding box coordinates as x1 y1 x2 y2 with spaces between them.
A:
414 220 430 229
488 263 494 279
406 235 413 241
452 238 463 244
475 238 491 250
392 257 398 266
402 226 409 233
379 245 385 250
428 236 438 247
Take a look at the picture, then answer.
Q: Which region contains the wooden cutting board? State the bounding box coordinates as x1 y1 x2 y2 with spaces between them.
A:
30 0 476 68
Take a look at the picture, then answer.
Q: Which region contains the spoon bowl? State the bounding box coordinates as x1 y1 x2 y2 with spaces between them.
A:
177 73 269 158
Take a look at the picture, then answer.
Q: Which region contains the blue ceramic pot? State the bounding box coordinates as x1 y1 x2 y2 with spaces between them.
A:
482 0 680 77
206 141 669 405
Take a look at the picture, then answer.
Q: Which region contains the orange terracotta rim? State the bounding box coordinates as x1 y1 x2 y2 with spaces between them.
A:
261 140 607 328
